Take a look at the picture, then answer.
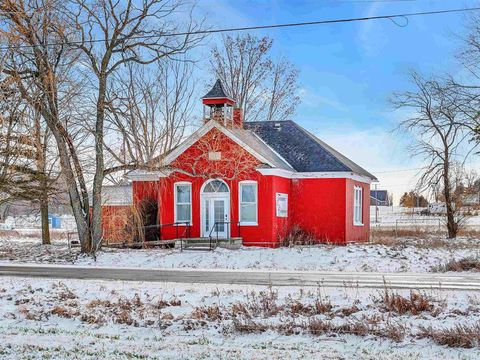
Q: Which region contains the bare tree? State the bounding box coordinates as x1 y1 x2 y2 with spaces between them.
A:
452 14 480 146
0 83 60 244
392 72 474 238
210 34 300 122
0 0 96 252
258 58 300 122
64 0 204 251
104 59 196 181
0 0 203 252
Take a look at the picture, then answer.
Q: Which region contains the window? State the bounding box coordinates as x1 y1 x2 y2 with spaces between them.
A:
276 193 288 217
174 182 191 224
203 179 228 193
239 181 257 225
354 186 363 226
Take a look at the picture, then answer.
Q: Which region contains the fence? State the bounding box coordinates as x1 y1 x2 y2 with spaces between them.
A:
371 217 480 237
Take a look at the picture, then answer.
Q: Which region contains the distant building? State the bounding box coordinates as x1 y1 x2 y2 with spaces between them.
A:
463 194 480 207
370 190 390 206
48 214 62 229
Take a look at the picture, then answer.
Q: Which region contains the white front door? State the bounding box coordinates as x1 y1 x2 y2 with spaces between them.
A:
202 197 229 238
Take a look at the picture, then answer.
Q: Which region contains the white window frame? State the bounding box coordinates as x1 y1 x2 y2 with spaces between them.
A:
238 180 258 226
174 182 192 225
353 186 363 226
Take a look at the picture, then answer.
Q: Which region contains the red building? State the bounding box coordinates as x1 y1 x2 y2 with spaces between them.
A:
111 79 377 246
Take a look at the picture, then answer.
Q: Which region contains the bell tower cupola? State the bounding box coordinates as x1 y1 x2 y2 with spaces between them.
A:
202 79 236 127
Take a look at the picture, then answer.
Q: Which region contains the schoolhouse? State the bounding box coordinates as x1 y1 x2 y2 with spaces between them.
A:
104 79 377 247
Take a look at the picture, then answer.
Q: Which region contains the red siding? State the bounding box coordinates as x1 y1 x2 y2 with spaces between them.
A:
291 178 347 244
133 181 159 204
345 179 370 242
121 127 372 247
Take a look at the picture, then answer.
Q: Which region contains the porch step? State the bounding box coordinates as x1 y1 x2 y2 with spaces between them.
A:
175 237 242 251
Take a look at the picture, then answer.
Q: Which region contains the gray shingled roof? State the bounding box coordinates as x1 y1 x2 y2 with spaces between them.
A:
244 120 377 180
203 79 232 99
229 127 294 171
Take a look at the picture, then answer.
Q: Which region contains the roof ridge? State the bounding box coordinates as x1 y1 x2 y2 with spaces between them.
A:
245 120 293 124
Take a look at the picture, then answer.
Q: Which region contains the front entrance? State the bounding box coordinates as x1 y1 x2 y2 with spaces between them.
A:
201 180 230 238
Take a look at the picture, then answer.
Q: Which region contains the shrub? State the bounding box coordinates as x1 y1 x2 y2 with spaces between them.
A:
418 323 480 348
432 257 480 272
279 224 316 247
376 288 435 315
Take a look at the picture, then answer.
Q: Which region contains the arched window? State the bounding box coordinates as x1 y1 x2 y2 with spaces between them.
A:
203 179 229 193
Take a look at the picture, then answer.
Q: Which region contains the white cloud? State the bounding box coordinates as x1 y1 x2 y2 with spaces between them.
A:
298 87 348 113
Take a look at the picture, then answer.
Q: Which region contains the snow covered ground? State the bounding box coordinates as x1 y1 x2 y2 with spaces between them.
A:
0 277 479 359
1 235 479 272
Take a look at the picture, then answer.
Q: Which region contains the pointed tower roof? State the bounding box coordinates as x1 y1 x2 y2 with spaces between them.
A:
203 79 233 100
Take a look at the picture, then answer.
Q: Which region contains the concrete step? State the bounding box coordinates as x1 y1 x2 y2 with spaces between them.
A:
175 237 242 250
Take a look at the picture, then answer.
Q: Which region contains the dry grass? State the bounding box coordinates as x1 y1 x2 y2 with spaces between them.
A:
191 306 223 321
419 323 480 348
308 318 405 342
10 281 478 348
279 224 317 247
232 318 270 333
0 229 69 240
50 306 80 318
375 288 439 316
432 257 480 272
370 229 480 249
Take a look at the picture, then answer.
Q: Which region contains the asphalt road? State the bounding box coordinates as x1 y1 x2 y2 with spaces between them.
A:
0 263 479 290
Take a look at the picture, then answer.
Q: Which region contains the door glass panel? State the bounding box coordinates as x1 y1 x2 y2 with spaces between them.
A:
214 200 225 232
205 200 210 233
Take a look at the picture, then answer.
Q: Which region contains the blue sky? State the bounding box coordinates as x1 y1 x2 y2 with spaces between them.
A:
193 0 479 202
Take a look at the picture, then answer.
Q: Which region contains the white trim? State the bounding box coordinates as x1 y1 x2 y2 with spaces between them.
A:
161 120 276 168
353 185 364 226
256 168 374 184
238 180 258 226
125 170 171 181
200 179 231 237
174 181 192 225
200 178 230 194
163 121 216 165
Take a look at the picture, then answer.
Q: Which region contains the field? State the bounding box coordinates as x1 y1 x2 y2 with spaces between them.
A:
1 211 480 359
1 277 480 359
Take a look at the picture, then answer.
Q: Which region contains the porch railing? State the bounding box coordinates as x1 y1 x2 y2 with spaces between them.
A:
208 221 241 250
143 222 191 244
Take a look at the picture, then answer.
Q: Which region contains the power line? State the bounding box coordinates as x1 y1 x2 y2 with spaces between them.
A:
322 0 417 3
0 6 479 51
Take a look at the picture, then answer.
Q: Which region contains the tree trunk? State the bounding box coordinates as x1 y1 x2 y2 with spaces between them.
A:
50 125 92 252
40 196 51 245
443 162 458 239
91 73 107 251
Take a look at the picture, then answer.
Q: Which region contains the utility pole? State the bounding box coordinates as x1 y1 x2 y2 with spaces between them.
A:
375 183 378 223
